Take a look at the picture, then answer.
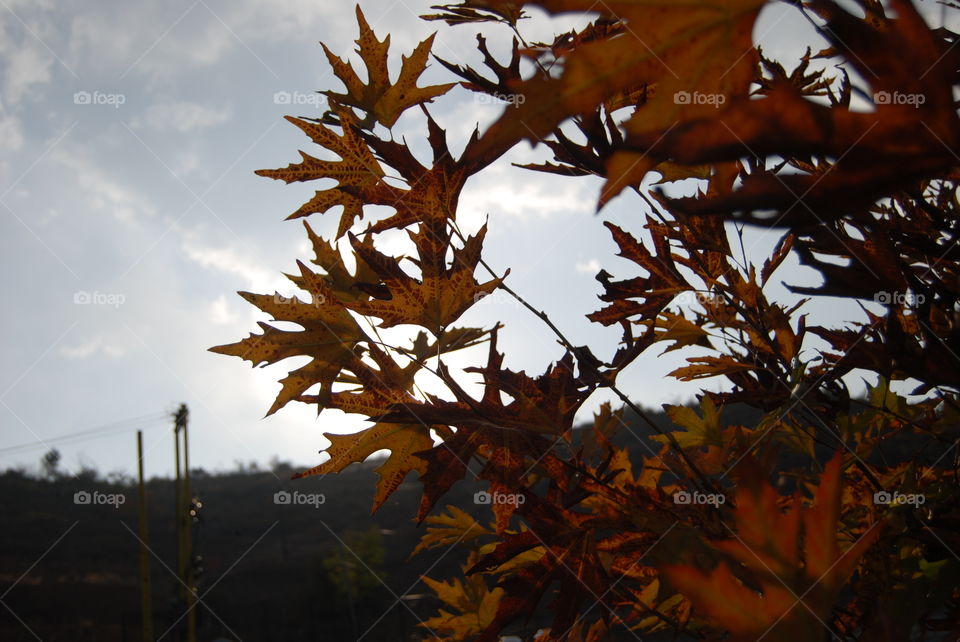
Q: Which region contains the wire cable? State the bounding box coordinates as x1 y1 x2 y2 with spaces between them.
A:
0 411 170 456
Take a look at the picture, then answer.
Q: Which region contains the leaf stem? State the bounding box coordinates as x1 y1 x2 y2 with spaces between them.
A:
447 219 715 492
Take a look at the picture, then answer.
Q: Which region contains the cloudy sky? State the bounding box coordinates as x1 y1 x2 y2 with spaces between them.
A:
1 0 946 479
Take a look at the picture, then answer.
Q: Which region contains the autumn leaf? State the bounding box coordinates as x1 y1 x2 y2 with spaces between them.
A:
289 327 493 511
376 329 588 521
301 220 379 302
375 327 589 436
578 402 625 462
412 505 491 556
420 551 505 639
208 260 367 415
661 453 881 641
322 6 455 128
474 525 612 641
640 310 712 354
669 355 757 381
293 421 434 513
588 221 687 326
628 0 960 223
760 232 794 286
464 0 766 202
255 106 384 238
421 1 525 26
343 223 506 332
652 395 722 449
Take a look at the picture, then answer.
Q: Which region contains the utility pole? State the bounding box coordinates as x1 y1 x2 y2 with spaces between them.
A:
136 430 154 642
173 404 197 642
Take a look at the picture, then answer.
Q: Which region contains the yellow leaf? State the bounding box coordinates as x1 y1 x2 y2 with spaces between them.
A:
420 551 505 639
669 355 756 381
208 261 366 415
293 422 433 513
652 396 722 449
255 106 384 238
648 311 712 354
322 6 455 128
413 505 491 556
344 223 506 332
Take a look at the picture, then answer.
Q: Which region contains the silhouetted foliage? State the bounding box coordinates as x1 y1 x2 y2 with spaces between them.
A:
214 2 960 640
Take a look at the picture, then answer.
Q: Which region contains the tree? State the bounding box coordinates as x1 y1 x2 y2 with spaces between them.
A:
212 1 960 639
40 447 61 479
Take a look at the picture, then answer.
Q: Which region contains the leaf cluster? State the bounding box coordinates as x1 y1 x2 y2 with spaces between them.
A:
213 2 960 639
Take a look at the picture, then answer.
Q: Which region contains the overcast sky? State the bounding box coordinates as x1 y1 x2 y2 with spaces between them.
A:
2 0 948 479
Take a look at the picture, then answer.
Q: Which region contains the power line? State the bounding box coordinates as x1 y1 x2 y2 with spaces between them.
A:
0 411 170 456
5 419 170 454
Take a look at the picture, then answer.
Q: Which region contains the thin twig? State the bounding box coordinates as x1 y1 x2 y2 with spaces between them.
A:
447 219 716 492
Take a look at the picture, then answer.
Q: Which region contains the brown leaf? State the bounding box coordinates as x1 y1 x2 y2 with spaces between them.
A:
322 6 455 128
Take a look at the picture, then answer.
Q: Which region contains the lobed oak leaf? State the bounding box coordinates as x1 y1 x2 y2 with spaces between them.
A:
421 1 525 26
255 106 384 238
377 330 589 520
322 6 455 128
433 33 522 101
669 355 756 382
293 421 434 513
301 220 378 301
208 260 367 415
577 402 625 462
661 453 881 641
412 504 491 556
420 551 505 639
359 107 485 233
642 311 712 355
629 0 960 223
475 529 611 642
652 396 722 449
343 223 506 332
588 221 686 326
464 0 766 202
376 334 589 436
760 232 795 286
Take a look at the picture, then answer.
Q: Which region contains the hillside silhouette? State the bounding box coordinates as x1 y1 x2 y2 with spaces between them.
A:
0 403 778 642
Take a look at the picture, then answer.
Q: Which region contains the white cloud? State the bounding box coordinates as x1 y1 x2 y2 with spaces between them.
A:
50 147 156 223
131 101 230 133
210 293 239 325
0 113 25 152
62 0 352 84
60 336 125 360
575 258 600 274
181 241 276 291
66 3 233 80
2 46 53 107
459 163 596 224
